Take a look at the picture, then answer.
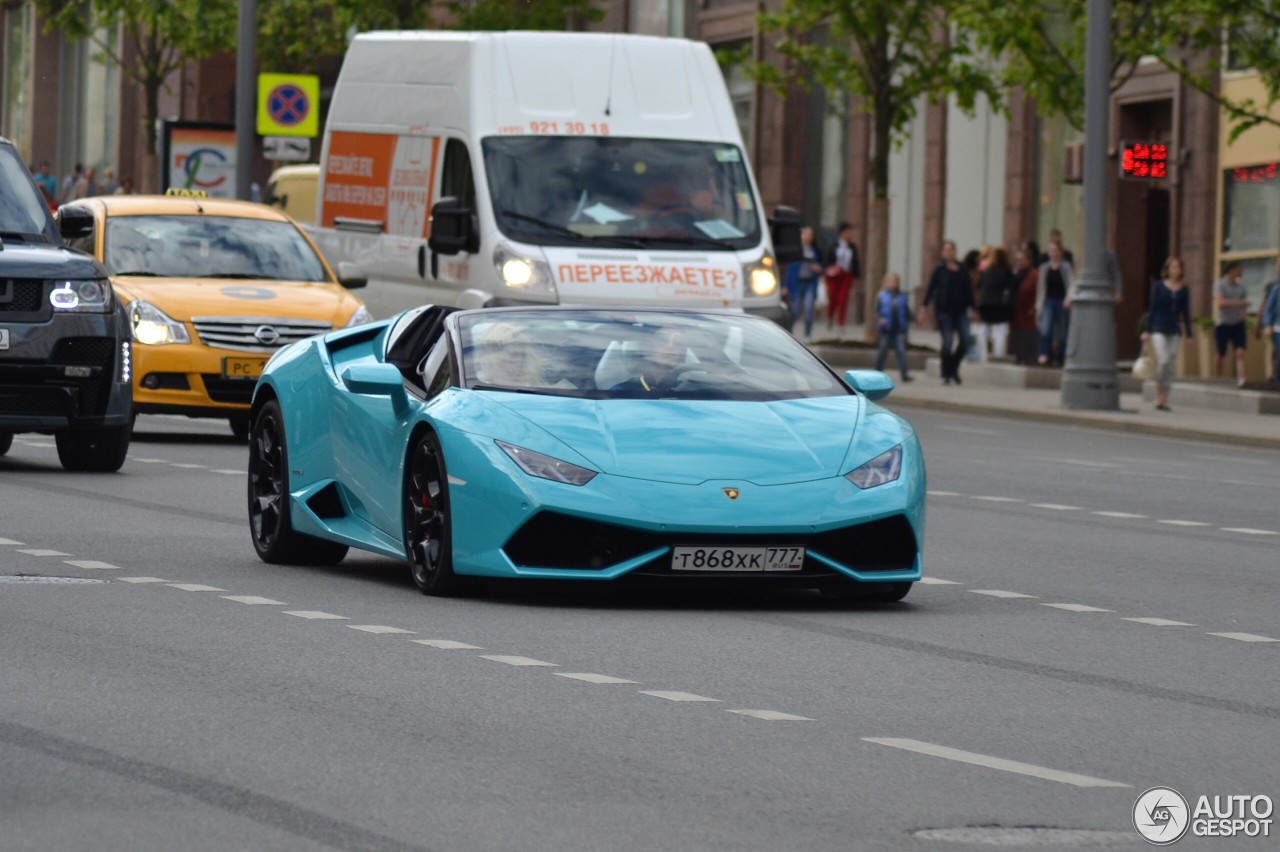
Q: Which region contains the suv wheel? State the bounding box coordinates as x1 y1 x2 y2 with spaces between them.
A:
55 423 132 472
0 432 12 456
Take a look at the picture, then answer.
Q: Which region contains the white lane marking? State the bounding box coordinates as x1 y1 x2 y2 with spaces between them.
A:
927 490 960 497
412 639 483 650
863 738 1130 788
212 469 242 475
919 577 962 585
936 425 1003 436
1030 503 1083 511
726 709 814 721
1220 527 1278 536
17 549 72 557
347 625 416 635
1041 458 1119 468
1093 511 1149 519
1193 453 1256 465
166 583 225 592
0 538 26 546
969 590 1037 599
284 610 348 620
115 577 168 584
1207 632 1280 643
221 595 286 605
63 560 121 570
554 672 638 684
480 655 558 667
1157 519 1211 527
1123 617 1196 627
169 463 206 469
23 441 55 448
447 474 467 486
640 690 720 702
971 496 1023 503
129 458 169 463
1042 603 1115 613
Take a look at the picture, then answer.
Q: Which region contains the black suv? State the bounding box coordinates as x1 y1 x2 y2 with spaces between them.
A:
0 137 132 470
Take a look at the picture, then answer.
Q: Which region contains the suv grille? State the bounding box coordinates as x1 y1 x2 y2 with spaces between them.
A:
0 279 49 317
191 316 332 352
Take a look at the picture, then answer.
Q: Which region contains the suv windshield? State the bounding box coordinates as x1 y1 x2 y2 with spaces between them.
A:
0 144 54 238
105 215 328 280
482 137 761 250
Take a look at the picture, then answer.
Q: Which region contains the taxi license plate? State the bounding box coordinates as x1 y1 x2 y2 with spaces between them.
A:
0 328 8 350
222 356 268 379
671 546 804 572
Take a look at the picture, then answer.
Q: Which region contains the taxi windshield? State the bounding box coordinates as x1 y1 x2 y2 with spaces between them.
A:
482 137 761 250
104 215 328 281
456 310 846 401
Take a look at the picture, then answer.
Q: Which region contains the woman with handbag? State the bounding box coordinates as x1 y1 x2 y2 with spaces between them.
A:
1141 256 1193 411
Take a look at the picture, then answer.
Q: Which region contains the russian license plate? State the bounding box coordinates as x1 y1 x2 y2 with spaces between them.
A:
222 356 267 379
0 328 8 350
671 546 804 572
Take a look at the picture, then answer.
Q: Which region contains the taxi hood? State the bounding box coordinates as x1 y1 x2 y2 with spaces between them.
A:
112 277 359 324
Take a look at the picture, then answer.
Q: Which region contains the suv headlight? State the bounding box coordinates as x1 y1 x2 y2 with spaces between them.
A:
494 244 557 299
496 440 597 485
50 279 113 312
129 300 191 345
743 254 778 297
845 445 903 489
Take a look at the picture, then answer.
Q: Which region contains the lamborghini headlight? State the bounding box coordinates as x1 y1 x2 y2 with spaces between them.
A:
844 445 903 489
744 254 778 297
496 440 597 486
129 300 190 345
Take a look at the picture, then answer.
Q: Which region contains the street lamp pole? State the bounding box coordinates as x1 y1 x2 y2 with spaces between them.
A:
234 0 257 201
1061 0 1119 409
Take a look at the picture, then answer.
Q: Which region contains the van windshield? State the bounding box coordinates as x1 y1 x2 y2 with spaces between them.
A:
482 137 761 251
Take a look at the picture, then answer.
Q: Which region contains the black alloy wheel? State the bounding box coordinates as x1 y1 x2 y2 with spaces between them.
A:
405 432 460 595
247 399 347 565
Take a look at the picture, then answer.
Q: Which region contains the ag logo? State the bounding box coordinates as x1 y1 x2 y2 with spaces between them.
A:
1134 787 1190 845
722 487 740 501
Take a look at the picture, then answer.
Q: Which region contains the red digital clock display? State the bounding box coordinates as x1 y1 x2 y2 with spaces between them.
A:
1231 163 1278 183
1120 142 1168 179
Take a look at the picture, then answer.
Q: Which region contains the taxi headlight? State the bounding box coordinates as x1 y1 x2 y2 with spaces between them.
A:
129 300 190 346
50 279 113 312
744 255 778 297
844 445 903 489
344 305 373 327
494 245 556 298
496 440 597 486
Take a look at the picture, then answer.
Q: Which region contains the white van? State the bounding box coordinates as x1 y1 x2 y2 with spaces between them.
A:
310 30 800 320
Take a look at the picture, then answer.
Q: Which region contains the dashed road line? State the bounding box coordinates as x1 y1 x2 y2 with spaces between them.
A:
129 458 169 463
17 549 71 557
115 577 168 584
554 672 638 684
862 738 1129 788
0 538 26 546
969 589 1037 599
167 583 226 592
1092 511 1148 519
919 577 961 585
927 490 960 496
169 463 206 469
1220 527 1278 536
1041 604 1115 613
63 560 121 570
347 625 416 635
212 469 242 476
640 690 719 703
1207 632 1279 643
412 639 482 650
284 610 348 620
971 496 1023 503
1030 503 1082 511
727 709 814 721
1123 617 1196 627
221 595 286 605
1157 519 1212 527
481 655 558 667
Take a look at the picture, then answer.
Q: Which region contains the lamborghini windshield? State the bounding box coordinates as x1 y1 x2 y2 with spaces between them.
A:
482 137 762 250
457 310 847 401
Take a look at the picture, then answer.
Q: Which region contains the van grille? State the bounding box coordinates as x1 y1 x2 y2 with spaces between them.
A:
191 316 331 352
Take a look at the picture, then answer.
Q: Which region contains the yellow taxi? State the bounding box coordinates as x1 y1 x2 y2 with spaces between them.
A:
56 192 371 439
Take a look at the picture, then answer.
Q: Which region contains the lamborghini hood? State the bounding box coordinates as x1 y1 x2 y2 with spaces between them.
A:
483 395 866 485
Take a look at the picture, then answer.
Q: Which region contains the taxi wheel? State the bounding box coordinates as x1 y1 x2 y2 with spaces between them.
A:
0 431 12 456
55 424 131 472
248 400 348 566
229 415 250 443
404 432 461 596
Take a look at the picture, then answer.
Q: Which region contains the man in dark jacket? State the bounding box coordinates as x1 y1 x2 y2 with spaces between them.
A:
920 240 975 384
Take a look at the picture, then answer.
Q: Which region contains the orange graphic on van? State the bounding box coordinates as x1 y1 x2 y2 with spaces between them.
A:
321 132 397 227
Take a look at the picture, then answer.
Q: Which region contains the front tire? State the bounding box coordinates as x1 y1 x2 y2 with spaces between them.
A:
405 432 461 596
248 400 348 565
55 423 131 472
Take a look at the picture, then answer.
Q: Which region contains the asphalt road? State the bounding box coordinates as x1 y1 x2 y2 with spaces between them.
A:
2 410 1277 851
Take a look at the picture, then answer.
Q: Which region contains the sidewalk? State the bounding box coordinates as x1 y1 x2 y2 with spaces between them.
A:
800 321 1280 451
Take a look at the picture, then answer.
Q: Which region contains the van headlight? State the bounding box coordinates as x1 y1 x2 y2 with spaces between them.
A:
50 279 113 312
493 244 557 298
129 300 190 345
744 255 778 297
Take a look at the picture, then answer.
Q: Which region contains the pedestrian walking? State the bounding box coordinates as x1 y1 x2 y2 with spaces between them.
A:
1259 255 1280 383
874 272 913 381
1036 242 1074 365
1141 256 1193 411
115 175 135 195
1038 228 1075 267
1011 245 1040 364
1213 260 1250 386
920 240 975 385
59 162 83 203
32 160 58 203
71 166 98 199
975 246 1018 360
98 167 120 196
787 226 825 340
823 222 859 330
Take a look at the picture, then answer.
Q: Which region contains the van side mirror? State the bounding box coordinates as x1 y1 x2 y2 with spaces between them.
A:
770 205 802 266
428 197 480 256
57 206 95 241
336 261 367 289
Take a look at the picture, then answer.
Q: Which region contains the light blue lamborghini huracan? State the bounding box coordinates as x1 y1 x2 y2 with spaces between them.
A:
247 306 925 600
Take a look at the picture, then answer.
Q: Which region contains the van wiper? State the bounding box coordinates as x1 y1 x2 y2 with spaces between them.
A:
626 233 729 250
498 210 598 241
499 210 656 250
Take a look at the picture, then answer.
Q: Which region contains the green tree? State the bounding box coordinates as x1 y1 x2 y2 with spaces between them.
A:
753 0 1002 341
440 0 602 30
34 0 237 188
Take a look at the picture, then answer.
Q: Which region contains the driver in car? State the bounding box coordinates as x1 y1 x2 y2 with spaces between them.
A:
611 327 689 395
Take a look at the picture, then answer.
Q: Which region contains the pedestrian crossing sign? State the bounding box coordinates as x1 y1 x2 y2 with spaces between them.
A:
257 73 320 138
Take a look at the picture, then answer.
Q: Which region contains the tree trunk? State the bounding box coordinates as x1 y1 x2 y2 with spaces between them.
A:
863 86 894 344
140 74 162 194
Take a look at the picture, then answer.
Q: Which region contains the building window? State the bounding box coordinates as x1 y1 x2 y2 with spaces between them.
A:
3 3 33 159
75 27 120 180
1221 163 1280 308
629 0 684 37
715 40 754 155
